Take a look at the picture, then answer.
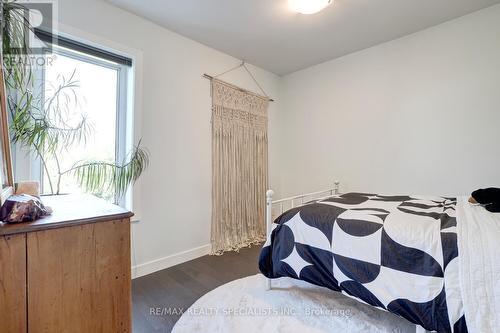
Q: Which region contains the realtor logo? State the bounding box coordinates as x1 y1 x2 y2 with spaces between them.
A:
1 0 57 55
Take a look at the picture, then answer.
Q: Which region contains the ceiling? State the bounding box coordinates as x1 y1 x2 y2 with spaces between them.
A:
106 0 500 75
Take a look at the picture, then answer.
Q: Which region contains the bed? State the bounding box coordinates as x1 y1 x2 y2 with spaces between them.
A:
259 182 500 333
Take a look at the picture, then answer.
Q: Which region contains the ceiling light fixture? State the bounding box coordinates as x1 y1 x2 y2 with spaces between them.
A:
289 0 332 14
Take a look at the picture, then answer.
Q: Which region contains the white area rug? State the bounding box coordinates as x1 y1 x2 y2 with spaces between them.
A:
172 274 415 333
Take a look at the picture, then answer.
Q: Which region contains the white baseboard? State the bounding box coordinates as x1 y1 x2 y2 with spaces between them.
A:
132 244 211 279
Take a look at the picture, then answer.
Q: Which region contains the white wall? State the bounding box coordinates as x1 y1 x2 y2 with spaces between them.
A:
277 4 500 198
54 0 281 277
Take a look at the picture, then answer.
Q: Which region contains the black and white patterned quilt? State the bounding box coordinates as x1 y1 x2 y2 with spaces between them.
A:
259 192 468 333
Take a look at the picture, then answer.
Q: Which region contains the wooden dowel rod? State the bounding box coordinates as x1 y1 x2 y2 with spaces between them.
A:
202 74 275 102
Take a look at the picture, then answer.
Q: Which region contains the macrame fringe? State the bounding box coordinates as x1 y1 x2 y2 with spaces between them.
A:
210 79 269 255
210 236 267 256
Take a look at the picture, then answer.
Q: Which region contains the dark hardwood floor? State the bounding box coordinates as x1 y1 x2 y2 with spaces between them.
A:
132 244 262 332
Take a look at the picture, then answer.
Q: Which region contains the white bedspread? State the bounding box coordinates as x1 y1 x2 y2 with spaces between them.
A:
457 197 500 333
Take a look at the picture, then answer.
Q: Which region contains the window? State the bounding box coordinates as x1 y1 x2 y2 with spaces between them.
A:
28 33 132 203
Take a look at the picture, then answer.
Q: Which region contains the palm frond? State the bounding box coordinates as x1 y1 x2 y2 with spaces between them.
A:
67 142 149 199
8 73 93 155
2 1 34 88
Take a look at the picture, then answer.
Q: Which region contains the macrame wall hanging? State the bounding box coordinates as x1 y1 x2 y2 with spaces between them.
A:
204 62 274 255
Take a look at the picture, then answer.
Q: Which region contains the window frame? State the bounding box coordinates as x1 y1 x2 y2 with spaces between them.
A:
32 43 131 206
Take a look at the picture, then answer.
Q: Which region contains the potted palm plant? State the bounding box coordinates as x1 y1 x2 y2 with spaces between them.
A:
1 0 149 202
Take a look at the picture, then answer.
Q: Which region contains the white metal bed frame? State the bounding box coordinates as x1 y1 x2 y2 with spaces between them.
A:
265 180 341 290
264 181 428 333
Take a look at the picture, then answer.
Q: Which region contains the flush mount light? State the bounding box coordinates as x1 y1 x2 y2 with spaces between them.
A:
289 0 332 14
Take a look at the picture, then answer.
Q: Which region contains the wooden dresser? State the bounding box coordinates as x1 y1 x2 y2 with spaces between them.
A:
0 194 133 333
